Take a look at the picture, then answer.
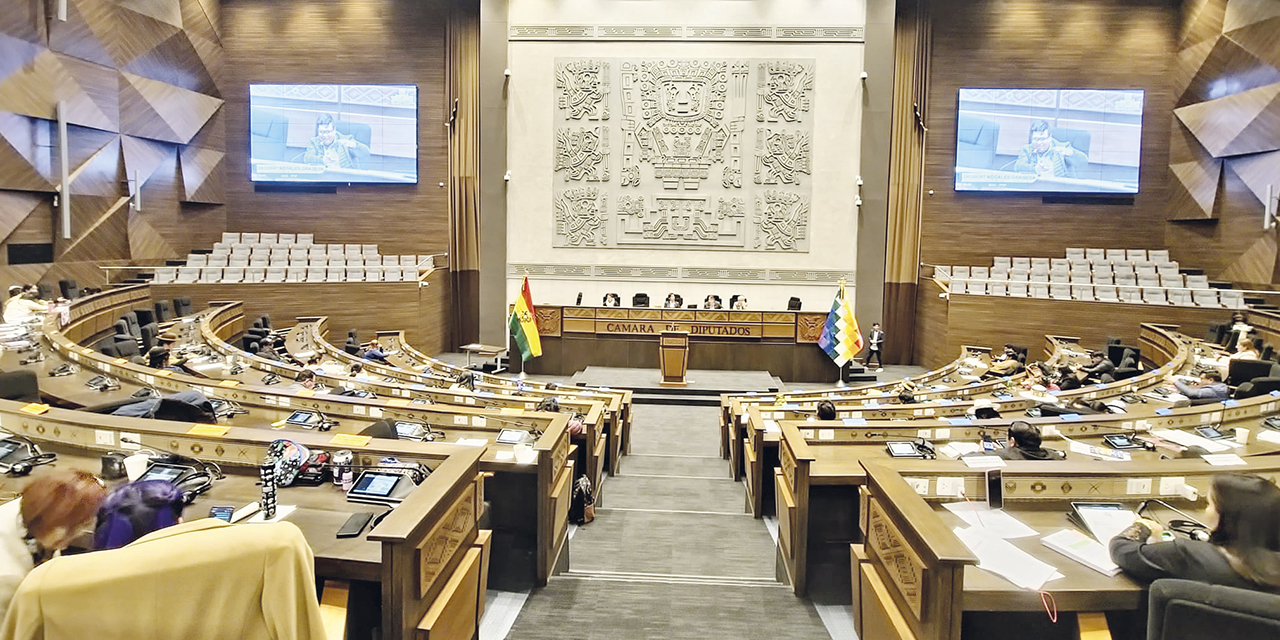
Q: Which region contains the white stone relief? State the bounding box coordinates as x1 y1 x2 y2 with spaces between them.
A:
553 187 609 247
554 127 611 182
556 60 611 120
754 190 809 251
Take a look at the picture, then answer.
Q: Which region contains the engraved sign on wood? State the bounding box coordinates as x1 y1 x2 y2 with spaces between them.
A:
417 484 477 597
867 500 926 620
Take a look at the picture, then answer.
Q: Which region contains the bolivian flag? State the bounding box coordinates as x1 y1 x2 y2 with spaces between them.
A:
510 276 542 361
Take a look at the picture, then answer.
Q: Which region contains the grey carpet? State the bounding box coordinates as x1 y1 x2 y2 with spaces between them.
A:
615 454 730 479
623 405 723 456
569 509 776 578
574 366 781 392
600 475 747 513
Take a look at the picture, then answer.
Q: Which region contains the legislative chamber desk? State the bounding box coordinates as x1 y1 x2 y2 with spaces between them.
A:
512 305 842 382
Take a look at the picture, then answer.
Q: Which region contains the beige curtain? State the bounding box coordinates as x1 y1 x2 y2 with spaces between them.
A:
882 0 931 364
447 0 481 348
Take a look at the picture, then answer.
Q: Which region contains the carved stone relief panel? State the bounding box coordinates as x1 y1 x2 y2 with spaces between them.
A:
553 58 815 252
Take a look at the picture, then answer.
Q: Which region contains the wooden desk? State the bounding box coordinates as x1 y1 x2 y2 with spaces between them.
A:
513 305 843 382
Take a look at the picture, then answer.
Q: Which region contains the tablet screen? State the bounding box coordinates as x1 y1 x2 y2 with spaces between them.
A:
139 463 190 483
394 422 425 439
350 472 402 498
0 441 22 460
887 442 919 457
496 429 526 445
1074 503 1136 543
286 411 318 425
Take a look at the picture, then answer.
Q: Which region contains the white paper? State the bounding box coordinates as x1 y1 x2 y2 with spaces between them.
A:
963 455 1007 469
1202 453 1247 466
954 526 1061 591
1042 528 1121 576
1077 506 1136 543
1257 430 1280 445
939 442 983 459
943 503 1037 538
1151 429 1231 453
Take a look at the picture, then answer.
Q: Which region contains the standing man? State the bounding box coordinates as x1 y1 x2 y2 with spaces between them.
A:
866 323 885 371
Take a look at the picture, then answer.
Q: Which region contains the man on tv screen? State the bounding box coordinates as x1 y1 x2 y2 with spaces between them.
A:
1013 119 1088 179
303 114 370 170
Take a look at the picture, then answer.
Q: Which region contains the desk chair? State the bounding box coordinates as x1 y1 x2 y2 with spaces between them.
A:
59 278 81 300
1148 579 1280 640
0 370 40 402
788 297 801 311
174 296 193 317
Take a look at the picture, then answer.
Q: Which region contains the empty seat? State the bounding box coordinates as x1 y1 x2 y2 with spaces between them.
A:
364 266 384 282
187 254 206 267
244 267 266 283
345 255 364 267
1008 281 1028 297
259 233 277 244
329 257 348 268
1011 257 1031 270
211 245 230 255
1092 273 1114 285
1065 248 1086 262
1030 258 1050 270
278 233 296 245
1118 286 1143 303
309 256 328 267
176 267 199 283
285 267 306 283
1050 258 1069 270
206 255 228 267
269 257 288 267
1029 282 1050 298
362 244 377 255
221 267 244 283
306 267 326 282
992 257 1012 270
1029 269 1050 282
399 255 418 267
1185 275 1210 289
199 268 222 283
971 266 988 279
249 256 269 267
264 267 286 283
1193 289 1221 307
1050 272 1069 283
362 255 382 267
1115 273 1137 286
1105 249 1125 262
967 280 987 295
1049 283 1071 300
1126 249 1147 261
154 299 174 322
1166 288 1193 306
949 279 966 294
297 233 314 245
989 268 1008 281
326 267 345 281
1072 284 1094 301
1148 249 1170 263
1219 290 1245 309
344 243 361 254
1094 286 1119 302
1156 264 1180 278
1160 274 1183 288
173 296 192 316
221 232 239 243
1008 269 1029 282
1142 287 1167 304
290 249 308 262
1136 265 1157 277
1085 248 1106 263
229 256 249 268
153 267 176 284
1070 273 1091 285
989 282 1007 296
240 233 260 243
1137 275 1161 287
345 267 365 282
952 266 971 278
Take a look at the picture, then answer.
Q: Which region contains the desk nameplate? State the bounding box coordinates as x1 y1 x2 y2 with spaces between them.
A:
579 319 764 338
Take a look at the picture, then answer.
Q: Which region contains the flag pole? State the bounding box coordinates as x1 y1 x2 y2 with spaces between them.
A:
836 278 847 385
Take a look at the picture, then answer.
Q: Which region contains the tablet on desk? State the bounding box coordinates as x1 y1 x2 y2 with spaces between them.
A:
496 429 527 445
346 470 415 505
394 421 427 441
284 410 321 427
138 462 196 483
1070 502 1137 543
887 441 923 458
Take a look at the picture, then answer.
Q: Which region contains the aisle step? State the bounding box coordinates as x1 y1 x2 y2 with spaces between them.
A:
557 568 785 588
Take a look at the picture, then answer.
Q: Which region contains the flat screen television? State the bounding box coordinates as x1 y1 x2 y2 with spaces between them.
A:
249 84 418 184
954 88 1143 194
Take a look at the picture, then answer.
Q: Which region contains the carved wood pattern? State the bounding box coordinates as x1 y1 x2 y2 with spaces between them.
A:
551 432 570 475
417 483 477 598
534 306 561 337
795 313 825 343
779 439 796 489
866 499 926 620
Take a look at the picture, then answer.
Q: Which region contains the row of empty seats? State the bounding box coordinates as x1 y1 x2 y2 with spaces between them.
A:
221 232 314 245
155 266 420 284
209 242 379 255
186 254 423 268
1067 248 1170 264
946 279 1245 308
940 265 1209 288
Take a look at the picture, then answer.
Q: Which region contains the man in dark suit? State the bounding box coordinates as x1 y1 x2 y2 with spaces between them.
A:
1079 351 1116 383
866 323 885 371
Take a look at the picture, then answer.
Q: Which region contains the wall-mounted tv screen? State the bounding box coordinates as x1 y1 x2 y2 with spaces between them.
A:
249 84 417 184
954 88 1143 194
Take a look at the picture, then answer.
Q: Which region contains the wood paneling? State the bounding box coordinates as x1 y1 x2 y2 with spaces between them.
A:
918 0 1179 267
221 0 451 256
919 283 1228 369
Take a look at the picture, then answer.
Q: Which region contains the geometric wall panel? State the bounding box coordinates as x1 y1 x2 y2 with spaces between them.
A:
0 191 46 245
119 72 222 144
179 145 224 203
1224 0 1280 35
1225 16 1280 72
121 134 177 188
1174 35 1280 107
1180 0 1228 51
128 208 178 260
0 0 46 45
1173 81 1280 158
56 195 130 262
65 131 123 197
0 45 120 132
1225 149 1280 207
0 112 54 192
48 0 118 69
181 0 221 45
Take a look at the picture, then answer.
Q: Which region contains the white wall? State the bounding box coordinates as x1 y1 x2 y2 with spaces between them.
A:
506 0 866 311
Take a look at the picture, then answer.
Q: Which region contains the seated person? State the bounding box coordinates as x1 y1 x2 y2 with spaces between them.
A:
1227 311 1254 349
347 362 371 381
290 369 319 391
1020 362 1060 391
703 295 723 310
663 293 681 309
1110 472 1280 592
303 355 323 371
0 470 107 621
1229 341 1260 361
816 400 837 420
1165 370 1229 400
732 296 748 310
3 286 47 324
94 480 185 550
968 421 1065 461
536 397 561 413
1078 351 1115 383
361 339 390 364
602 293 621 307
982 345 1022 379
1054 365 1083 391
146 347 187 373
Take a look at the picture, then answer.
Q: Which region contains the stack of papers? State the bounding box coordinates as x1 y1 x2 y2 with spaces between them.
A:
943 503 1037 538
1042 529 1121 576
954 526 1063 590
1151 429 1234 453
938 442 983 458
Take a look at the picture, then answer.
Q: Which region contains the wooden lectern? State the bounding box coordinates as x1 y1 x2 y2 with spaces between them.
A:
659 331 689 386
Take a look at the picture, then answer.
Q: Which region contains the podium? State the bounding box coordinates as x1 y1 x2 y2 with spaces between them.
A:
659 331 689 386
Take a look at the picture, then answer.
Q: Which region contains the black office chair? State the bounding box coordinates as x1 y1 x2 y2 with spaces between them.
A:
59 279 80 300
359 419 397 440
173 296 193 317
133 308 155 327
121 311 142 339
1108 344 1140 367
36 282 55 300
632 293 649 308
139 323 158 351
1233 363 1280 399
1227 359 1275 387
1204 323 1226 345
113 338 141 359
112 319 130 339
787 297 802 311
95 338 121 358
729 294 740 309
1263 344 1277 362
344 339 360 355
1114 356 1140 381
259 315 272 329
154 299 175 322
0 371 40 403
1148 579 1280 640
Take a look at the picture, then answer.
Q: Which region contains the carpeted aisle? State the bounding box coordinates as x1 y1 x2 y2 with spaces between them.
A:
498 404 834 640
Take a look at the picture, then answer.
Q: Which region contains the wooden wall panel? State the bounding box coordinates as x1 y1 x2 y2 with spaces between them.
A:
221 0 451 256
913 277 949 369
918 0 1179 267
